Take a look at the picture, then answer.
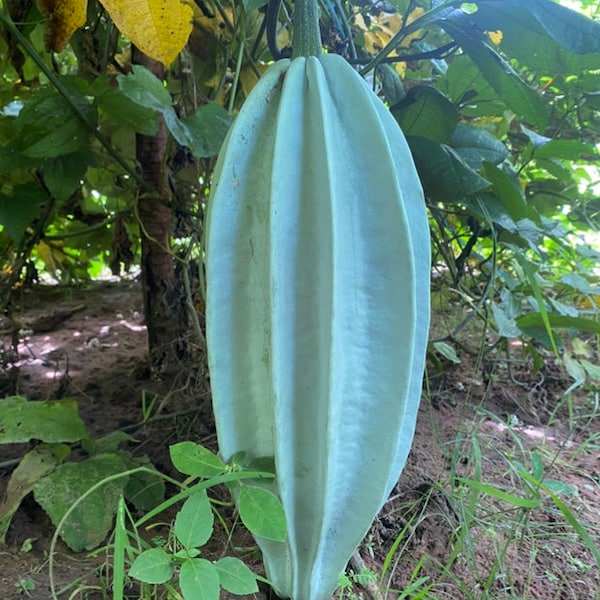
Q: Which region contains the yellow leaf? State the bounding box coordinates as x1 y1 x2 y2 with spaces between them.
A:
34 241 62 275
239 63 269 98
36 0 88 52
487 30 503 45
376 13 402 37
192 6 228 39
394 58 406 78
400 6 425 48
406 7 425 26
354 13 368 32
98 0 194 67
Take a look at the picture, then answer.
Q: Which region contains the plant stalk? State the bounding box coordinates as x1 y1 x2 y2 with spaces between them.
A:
292 0 322 58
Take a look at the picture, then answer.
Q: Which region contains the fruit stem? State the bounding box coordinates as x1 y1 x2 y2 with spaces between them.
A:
292 0 322 57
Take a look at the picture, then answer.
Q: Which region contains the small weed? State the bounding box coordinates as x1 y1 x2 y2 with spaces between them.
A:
49 441 285 600
14 577 36 596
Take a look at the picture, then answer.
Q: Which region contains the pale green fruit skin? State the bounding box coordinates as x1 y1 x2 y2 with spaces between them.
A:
205 54 430 600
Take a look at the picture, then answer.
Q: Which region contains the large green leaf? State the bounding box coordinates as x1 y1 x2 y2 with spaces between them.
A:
517 313 600 336
15 84 94 159
237 485 286 542
179 558 220 600
533 140 599 162
174 491 214 549
179 103 232 158
482 163 533 223
0 184 46 241
129 547 174 584
122 454 165 512
465 3 600 80
117 67 231 158
0 444 70 543
94 76 159 136
407 136 490 203
471 0 600 66
440 10 549 129
451 123 508 169
0 142 38 178
462 193 518 232
392 85 457 144
117 65 172 112
33 453 128 551
169 441 225 477
0 397 87 444
163 104 232 159
43 151 92 201
215 557 258 595
443 56 508 119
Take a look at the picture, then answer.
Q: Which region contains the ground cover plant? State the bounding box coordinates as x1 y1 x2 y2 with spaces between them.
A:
0 0 599 598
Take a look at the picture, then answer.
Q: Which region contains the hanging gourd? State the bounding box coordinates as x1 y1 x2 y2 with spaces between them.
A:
205 0 430 597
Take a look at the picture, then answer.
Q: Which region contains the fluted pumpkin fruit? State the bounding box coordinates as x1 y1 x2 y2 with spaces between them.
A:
205 6 430 599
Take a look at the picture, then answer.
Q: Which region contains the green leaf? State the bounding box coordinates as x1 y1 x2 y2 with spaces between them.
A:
512 250 559 355
129 547 174 584
15 85 93 159
377 63 405 107
43 151 91 201
0 444 69 543
0 184 46 241
123 455 165 512
516 313 600 336
94 77 159 135
407 136 490 203
179 103 232 158
440 12 549 129
432 341 460 364
503 0 600 55
533 140 599 161
215 556 258 595
458 478 540 508
113 496 127 597
491 303 521 338
242 0 268 11
561 273 600 295
444 56 507 119
117 65 172 112
170 441 225 477
174 491 214 549
180 558 220 600
392 86 458 144
530 453 544 481
462 193 516 232
469 2 600 74
162 106 201 154
0 397 87 444
482 163 531 223
451 123 508 169
580 359 600 382
0 141 38 178
545 490 600 569
82 431 134 455
238 485 286 541
542 479 575 496
33 453 128 551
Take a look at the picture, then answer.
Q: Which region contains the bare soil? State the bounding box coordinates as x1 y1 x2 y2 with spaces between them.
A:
0 282 598 600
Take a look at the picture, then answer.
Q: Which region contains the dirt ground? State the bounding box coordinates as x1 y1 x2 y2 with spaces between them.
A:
0 282 598 599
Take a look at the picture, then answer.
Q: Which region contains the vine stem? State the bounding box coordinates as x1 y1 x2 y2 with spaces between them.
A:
292 0 322 58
